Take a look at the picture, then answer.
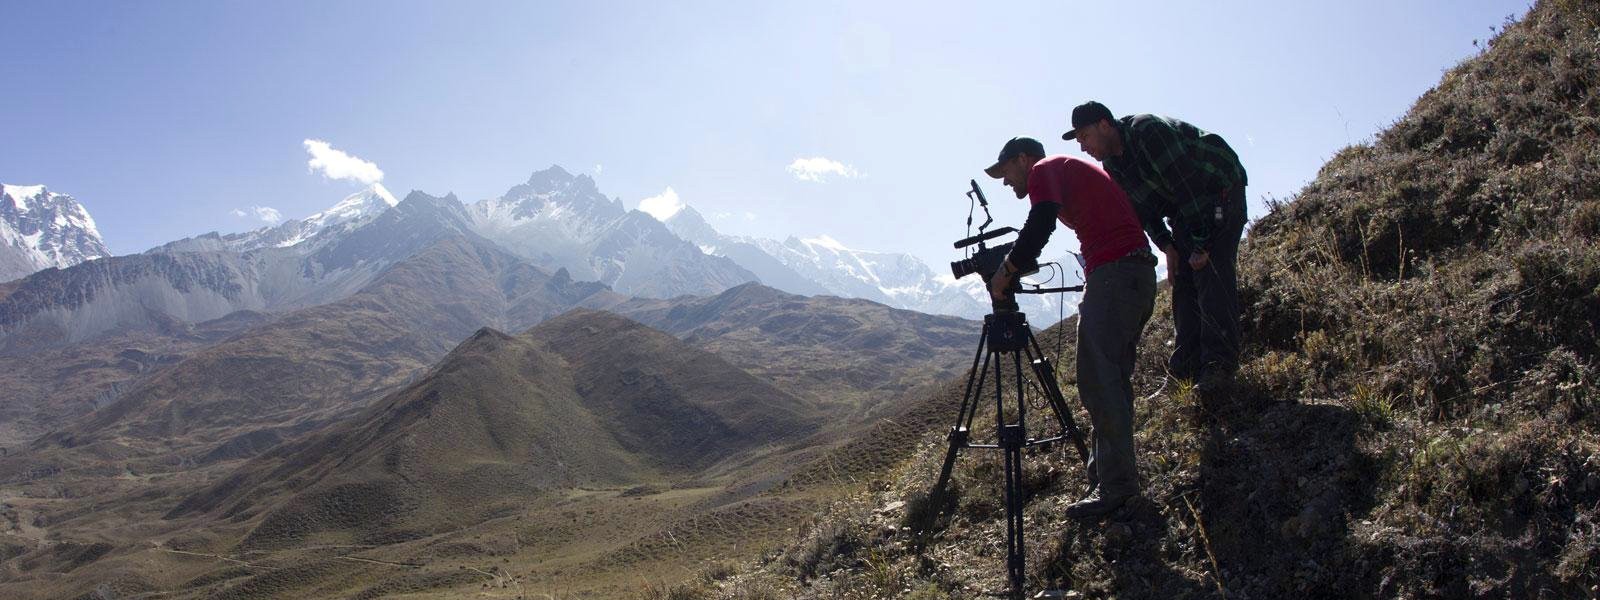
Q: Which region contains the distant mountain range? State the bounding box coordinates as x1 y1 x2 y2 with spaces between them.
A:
1 169 1086 321
651 179 1083 319
154 184 400 254
0 190 487 353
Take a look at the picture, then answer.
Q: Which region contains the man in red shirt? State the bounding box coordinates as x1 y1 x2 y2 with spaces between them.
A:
984 137 1158 518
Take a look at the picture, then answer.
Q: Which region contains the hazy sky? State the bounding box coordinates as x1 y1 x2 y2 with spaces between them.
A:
2 0 1530 269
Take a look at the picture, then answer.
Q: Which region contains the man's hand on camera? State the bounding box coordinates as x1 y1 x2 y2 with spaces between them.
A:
1188 249 1210 271
989 260 1017 302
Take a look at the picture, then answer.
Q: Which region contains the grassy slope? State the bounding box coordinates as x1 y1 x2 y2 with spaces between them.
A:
670 2 1600 598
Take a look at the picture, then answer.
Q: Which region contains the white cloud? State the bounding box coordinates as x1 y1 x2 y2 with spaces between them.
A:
232 206 283 224
743 211 756 221
304 139 384 184
637 187 685 221
787 156 864 182
786 157 860 182
594 164 604 175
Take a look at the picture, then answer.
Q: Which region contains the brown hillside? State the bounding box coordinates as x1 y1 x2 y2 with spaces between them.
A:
19 235 617 464
171 326 644 551
671 2 1600 598
527 308 821 472
615 282 977 414
75 310 825 598
0 309 272 448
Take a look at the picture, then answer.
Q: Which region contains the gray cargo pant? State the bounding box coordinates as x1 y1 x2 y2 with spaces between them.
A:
1076 250 1157 497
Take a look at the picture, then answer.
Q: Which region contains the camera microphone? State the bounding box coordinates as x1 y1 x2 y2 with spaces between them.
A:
953 226 1017 249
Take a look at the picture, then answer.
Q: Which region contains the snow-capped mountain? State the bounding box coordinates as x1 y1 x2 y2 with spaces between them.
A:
655 197 991 317
0 189 491 352
657 196 1083 321
663 206 830 296
753 235 980 313
467 166 757 298
152 183 398 254
0 183 111 283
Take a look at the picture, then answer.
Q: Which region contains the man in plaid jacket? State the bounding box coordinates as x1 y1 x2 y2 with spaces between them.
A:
1065 101 1248 390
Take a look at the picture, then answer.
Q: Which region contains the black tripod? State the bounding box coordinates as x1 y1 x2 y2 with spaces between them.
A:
923 307 1091 598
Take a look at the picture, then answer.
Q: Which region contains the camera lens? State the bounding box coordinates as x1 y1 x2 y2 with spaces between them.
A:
950 258 975 280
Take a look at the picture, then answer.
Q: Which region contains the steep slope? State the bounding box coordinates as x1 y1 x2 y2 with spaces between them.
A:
0 249 267 355
0 184 109 283
675 3 1600 598
468 165 758 297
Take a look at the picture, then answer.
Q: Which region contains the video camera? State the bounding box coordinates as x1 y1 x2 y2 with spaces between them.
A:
951 180 1080 311
951 226 1019 281
951 179 1027 282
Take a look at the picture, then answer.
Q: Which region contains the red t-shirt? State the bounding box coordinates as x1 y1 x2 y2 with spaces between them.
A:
1026 155 1148 273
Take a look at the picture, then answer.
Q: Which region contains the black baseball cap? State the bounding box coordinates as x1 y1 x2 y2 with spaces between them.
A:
1061 101 1114 140
984 137 1046 178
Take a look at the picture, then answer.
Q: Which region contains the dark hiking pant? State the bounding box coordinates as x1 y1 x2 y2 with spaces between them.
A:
1077 251 1157 497
1168 188 1248 380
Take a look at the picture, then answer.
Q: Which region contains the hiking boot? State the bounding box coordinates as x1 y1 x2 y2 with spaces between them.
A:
1064 489 1132 519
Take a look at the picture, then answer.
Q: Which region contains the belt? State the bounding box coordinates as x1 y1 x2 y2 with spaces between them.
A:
1116 247 1158 266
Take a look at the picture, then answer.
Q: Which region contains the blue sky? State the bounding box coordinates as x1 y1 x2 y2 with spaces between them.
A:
2 0 1530 270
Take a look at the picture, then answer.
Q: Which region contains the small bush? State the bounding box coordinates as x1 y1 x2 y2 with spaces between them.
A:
783 517 865 581
696 560 736 584
633 580 710 600
905 582 953 600
1351 382 1396 430
901 486 958 536
1569 199 1600 239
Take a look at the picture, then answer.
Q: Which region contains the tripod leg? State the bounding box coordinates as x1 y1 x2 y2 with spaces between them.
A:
919 324 992 543
1032 353 1091 468
1000 350 1028 598
1026 333 1093 492
1000 424 1027 598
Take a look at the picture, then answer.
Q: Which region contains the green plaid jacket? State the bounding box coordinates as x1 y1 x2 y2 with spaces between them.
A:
1102 114 1247 252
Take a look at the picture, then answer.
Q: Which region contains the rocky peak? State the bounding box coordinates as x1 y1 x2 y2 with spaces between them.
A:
0 183 111 283
525 165 574 191
663 204 721 246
